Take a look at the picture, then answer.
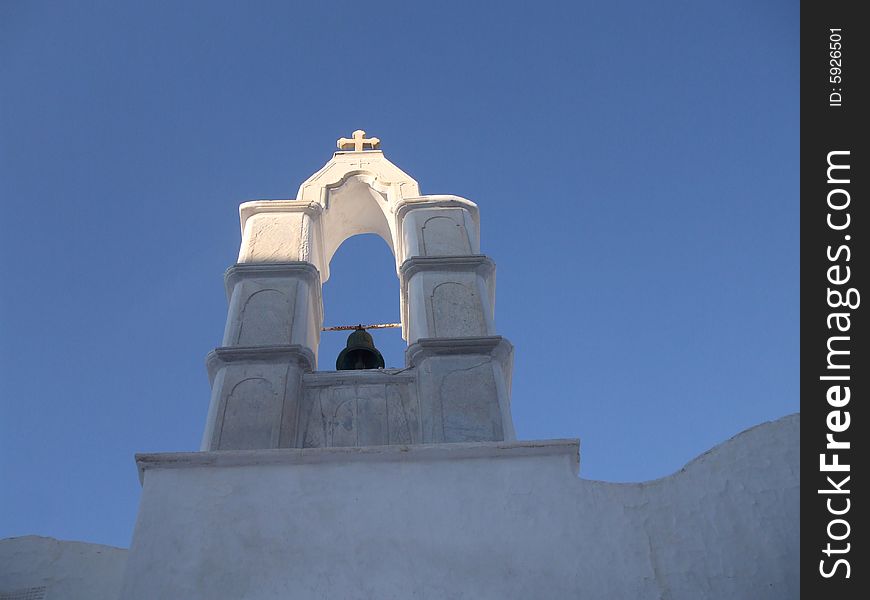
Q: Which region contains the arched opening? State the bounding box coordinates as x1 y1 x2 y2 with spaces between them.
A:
319 234 405 370
320 174 395 279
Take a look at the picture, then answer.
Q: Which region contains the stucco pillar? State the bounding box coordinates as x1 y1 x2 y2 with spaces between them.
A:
202 346 314 450
407 336 515 443
236 201 325 272
398 254 513 442
202 262 323 450
200 196 327 451
201 262 323 451
399 255 496 343
395 199 480 262
220 263 322 352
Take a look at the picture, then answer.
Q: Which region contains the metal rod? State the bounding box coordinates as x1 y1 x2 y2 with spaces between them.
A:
321 322 402 332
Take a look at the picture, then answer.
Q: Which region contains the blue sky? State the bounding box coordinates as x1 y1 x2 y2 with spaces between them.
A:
0 0 798 549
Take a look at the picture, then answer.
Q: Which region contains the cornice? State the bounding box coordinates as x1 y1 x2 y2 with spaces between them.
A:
393 195 479 220
406 336 513 365
303 368 416 387
136 438 580 484
206 344 316 383
238 200 323 234
399 255 495 281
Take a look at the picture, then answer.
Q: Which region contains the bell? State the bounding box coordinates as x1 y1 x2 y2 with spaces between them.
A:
335 326 385 370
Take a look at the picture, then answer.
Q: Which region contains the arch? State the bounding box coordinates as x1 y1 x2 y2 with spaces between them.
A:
238 152 481 285
293 151 420 284
320 233 405 367
235 151 486 350
319 173 396 271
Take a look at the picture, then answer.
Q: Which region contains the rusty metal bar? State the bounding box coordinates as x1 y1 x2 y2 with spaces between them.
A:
321 322 402 332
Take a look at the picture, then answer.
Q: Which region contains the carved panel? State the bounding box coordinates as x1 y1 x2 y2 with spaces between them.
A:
304 386 358 448
431 282 485 337
421 214 471 256
237 288 294 345
440 361 503 442
300 379 419 448
219 377 279 450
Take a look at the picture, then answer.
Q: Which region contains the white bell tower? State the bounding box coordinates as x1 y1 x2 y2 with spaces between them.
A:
201 130 515 451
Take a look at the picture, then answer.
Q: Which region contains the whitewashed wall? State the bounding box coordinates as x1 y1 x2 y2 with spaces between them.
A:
0 536 126 600
120 414 799 599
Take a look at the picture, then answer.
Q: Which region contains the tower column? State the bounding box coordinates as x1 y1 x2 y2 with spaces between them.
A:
201 197 327 451
407 336 515 443
221 263 322 352
399 255 513 442
399 255 496 343
202 263 323 451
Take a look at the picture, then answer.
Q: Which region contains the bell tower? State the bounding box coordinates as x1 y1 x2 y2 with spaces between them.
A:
117 131 796 600
200 131 515 451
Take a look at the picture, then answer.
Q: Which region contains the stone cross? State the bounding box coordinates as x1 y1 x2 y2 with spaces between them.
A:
337 130 380 152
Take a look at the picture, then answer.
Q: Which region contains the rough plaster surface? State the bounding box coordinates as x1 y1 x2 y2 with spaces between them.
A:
301 370 420 447
201 345 314 451
408 337 516 443
121 414 799 599
222 263 322 353
0 536 126 600
399 256 496 343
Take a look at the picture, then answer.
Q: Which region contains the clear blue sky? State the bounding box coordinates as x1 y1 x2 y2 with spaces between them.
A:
0 1 798 549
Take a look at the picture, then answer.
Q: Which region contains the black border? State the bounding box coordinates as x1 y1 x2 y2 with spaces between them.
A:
801 2 868 595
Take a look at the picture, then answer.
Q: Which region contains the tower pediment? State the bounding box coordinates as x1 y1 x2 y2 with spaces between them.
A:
236 141 480 286
296 149 421 208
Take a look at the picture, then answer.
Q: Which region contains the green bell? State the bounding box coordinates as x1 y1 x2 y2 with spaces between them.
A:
335 327 385 370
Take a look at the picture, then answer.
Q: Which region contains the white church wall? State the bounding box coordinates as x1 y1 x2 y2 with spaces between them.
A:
121 414 799 600
0 536 127 600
